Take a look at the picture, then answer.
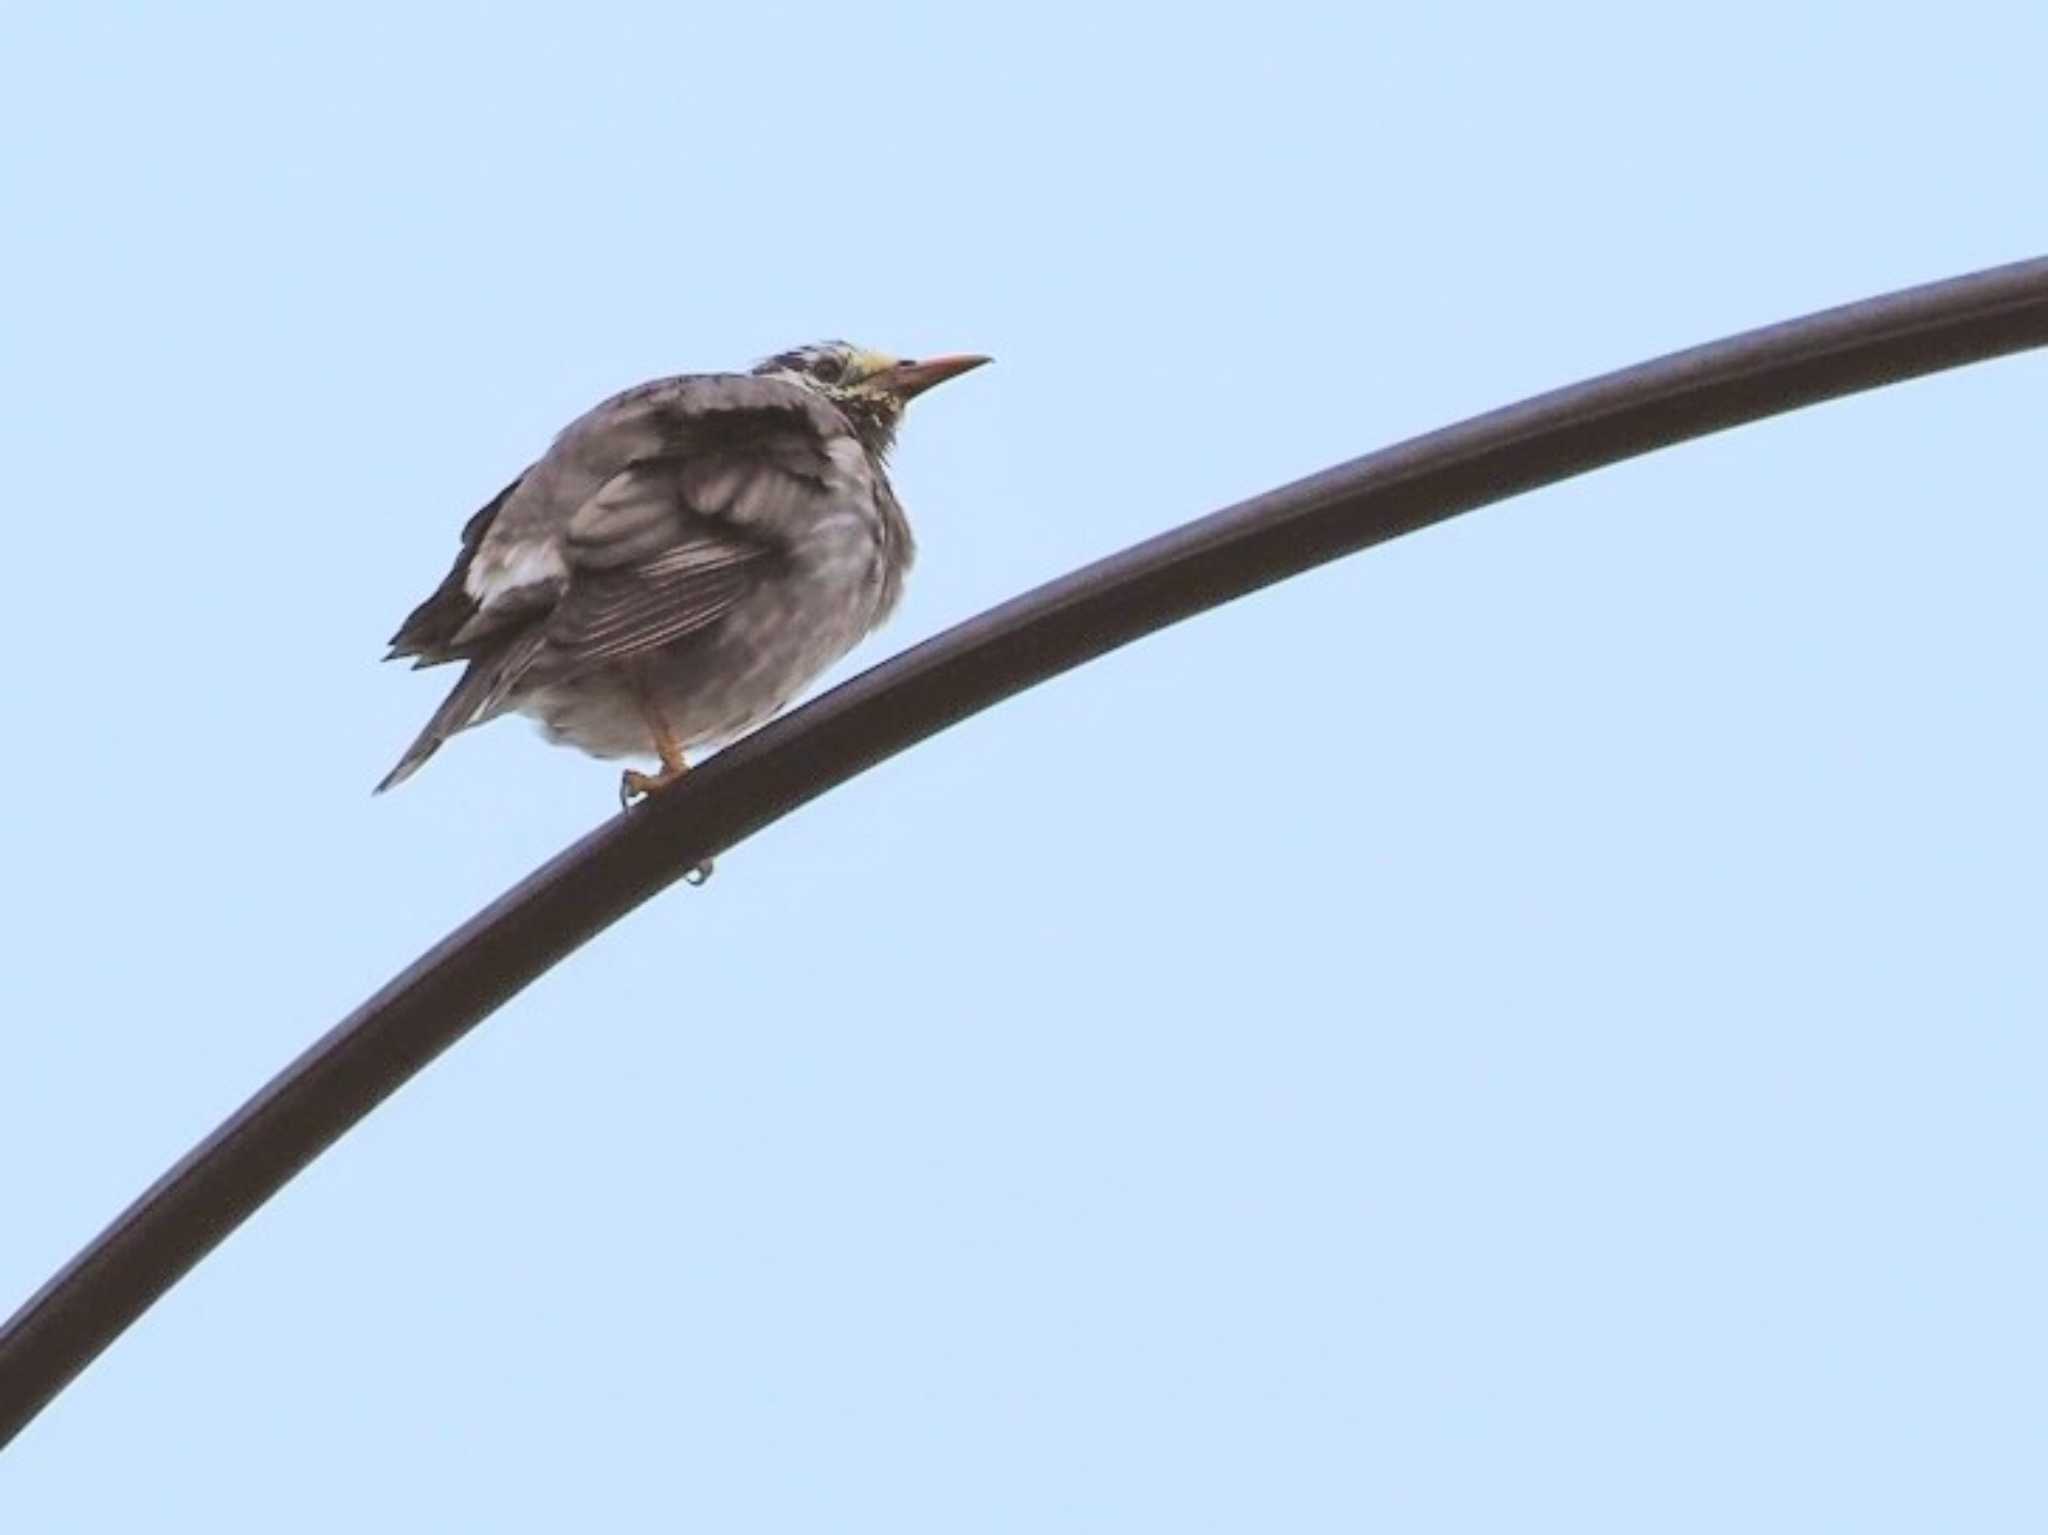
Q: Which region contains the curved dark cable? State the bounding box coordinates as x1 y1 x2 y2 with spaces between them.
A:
5 257 2047 1448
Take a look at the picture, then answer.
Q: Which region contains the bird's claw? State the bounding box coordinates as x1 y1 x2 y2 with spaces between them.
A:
618 765 678 808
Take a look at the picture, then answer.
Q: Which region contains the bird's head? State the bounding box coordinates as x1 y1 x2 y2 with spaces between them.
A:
753 341 990 455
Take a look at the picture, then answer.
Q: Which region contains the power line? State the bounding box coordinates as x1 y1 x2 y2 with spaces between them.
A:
4 256 2046 1448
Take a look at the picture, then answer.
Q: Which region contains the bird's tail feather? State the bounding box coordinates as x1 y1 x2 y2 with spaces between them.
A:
373 634 543 793
373 732 443 794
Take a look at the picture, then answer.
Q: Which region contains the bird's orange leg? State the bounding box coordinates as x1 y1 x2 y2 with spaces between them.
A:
617 675 716 882
619 674 690 807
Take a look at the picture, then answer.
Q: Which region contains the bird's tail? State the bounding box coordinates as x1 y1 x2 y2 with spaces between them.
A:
374 730 445 794
374 636 540 793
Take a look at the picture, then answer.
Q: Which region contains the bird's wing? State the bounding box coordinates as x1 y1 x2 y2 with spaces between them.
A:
386 374 856 674
528 455 787 674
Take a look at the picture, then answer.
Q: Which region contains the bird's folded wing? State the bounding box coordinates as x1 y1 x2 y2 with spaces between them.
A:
540 460 777 669
439 456 786 723
389 376 850 671
484 423 859 699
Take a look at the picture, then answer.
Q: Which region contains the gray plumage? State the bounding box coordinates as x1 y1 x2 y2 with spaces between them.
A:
379 343 986 795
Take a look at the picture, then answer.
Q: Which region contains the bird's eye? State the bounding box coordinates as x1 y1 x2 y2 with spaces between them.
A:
809 353 846 383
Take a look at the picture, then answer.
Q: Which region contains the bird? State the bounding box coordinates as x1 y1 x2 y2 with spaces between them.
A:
378 342 989 804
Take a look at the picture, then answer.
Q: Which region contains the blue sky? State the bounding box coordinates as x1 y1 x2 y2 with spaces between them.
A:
3 3 2044 1529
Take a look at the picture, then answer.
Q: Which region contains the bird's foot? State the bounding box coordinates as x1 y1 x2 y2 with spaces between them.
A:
618 763 715 885
618 763 687 808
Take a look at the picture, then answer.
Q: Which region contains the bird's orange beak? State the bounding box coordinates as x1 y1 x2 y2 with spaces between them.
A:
880 353 992 400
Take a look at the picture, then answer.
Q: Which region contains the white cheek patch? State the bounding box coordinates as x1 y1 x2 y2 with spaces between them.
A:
466 540 568 606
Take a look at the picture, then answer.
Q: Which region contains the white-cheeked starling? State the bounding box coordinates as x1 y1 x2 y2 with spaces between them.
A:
378 343 989 802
